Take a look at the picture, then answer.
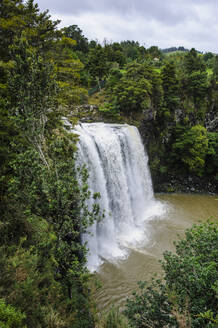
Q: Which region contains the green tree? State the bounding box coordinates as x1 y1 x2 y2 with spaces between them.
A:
0 0 61 193
104 42 126 68
106 68 123 92
105 62 163 115
112 76 151 114
0 298 26 328
150 70 163 112
184 48 205 73
0 0 60 62
161 62 179 115
125 62 153 81
125 221 218 328
87 44 108 86
8 34 58 167
63 24 89 53
146 46 163 62
213 55 218 79
185 70 208 116
51 35 88 106
182 48 209 116
172 125 209 175
120 41 141 61
0 22 99 328
205 132 218 179
203 52 214 63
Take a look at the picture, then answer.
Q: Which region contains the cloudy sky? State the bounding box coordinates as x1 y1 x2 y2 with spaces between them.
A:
36 0 218 53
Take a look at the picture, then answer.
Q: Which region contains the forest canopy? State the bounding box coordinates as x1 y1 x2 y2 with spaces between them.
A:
0 0 217 327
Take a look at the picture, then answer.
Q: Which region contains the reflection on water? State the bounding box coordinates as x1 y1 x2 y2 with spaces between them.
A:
94 193 218 311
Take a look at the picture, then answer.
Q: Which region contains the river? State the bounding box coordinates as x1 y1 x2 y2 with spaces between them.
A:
94 193 218 311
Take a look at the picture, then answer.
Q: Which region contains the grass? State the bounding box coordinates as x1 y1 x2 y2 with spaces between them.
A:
88 90 107 106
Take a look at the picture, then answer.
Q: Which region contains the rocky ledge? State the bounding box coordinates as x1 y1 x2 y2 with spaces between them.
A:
153 174 217 194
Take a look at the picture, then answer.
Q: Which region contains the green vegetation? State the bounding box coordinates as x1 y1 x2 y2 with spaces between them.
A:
95 47 218 191
0 1 101 326
172 125 209 176
0 0 217 327
0 299 26 328
64 34 217 190
98 307 128 328
95 222 218 328
124 221 218 328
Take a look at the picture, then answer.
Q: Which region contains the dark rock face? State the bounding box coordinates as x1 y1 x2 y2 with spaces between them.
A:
139 109 158 149
70 105 100 122
153 173 217 194
139 113 218 195
205 109 218 132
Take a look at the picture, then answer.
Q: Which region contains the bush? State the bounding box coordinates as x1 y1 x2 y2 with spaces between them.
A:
124 221 218 327
99 306 129 328
0 299 26 328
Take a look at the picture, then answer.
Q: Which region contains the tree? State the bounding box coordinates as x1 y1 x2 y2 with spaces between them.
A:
172 125 209 176
203 52 214 65
0 0 61 188
150 70 163 112
0 298 26 328
104 42 126 68
125 221 218 328
185 70 208 114
109 62 153 114
120 41 141 61
63 24 89 53
8 34 58 167
125 62 153 81
146 46 163 60
51 35 88 106
106 68 123 92
161 62 179 115
0 20 100 327
205 132 218 179
184 48 205 74
213 55 218 78
113 76 151 114
181 49 209 116
105 62 164 114
0 0 60 62
87 44 108 86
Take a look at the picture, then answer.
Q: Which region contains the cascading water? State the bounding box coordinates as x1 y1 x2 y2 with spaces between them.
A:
74 122 165 272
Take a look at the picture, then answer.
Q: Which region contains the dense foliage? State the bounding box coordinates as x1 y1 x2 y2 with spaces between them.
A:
61 29 216 190
0 0 217 327
99 48 218 190
0 1 101 327
124 221 218 328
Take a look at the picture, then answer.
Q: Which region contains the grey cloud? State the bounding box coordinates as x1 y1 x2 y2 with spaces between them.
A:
36 0 218 52
37 0 202 24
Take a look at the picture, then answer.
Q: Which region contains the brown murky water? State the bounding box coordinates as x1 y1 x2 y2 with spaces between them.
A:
94 193 218 311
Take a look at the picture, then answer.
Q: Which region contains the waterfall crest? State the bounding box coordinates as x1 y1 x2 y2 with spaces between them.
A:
74 123 164 272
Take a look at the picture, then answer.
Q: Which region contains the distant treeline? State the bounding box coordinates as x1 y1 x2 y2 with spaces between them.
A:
161 46 189 53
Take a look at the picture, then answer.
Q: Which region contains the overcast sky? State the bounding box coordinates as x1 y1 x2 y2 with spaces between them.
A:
36 0 218 53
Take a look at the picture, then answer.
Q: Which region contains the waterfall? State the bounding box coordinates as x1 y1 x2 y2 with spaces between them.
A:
74 122 164 272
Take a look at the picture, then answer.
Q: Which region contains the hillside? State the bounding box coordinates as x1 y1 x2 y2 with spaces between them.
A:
0 1 217 327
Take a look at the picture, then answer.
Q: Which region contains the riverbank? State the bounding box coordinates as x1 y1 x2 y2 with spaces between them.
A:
94 193 218 311
152 173 217 194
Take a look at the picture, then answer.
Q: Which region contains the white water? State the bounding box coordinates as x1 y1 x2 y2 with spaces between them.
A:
74 123 165 272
